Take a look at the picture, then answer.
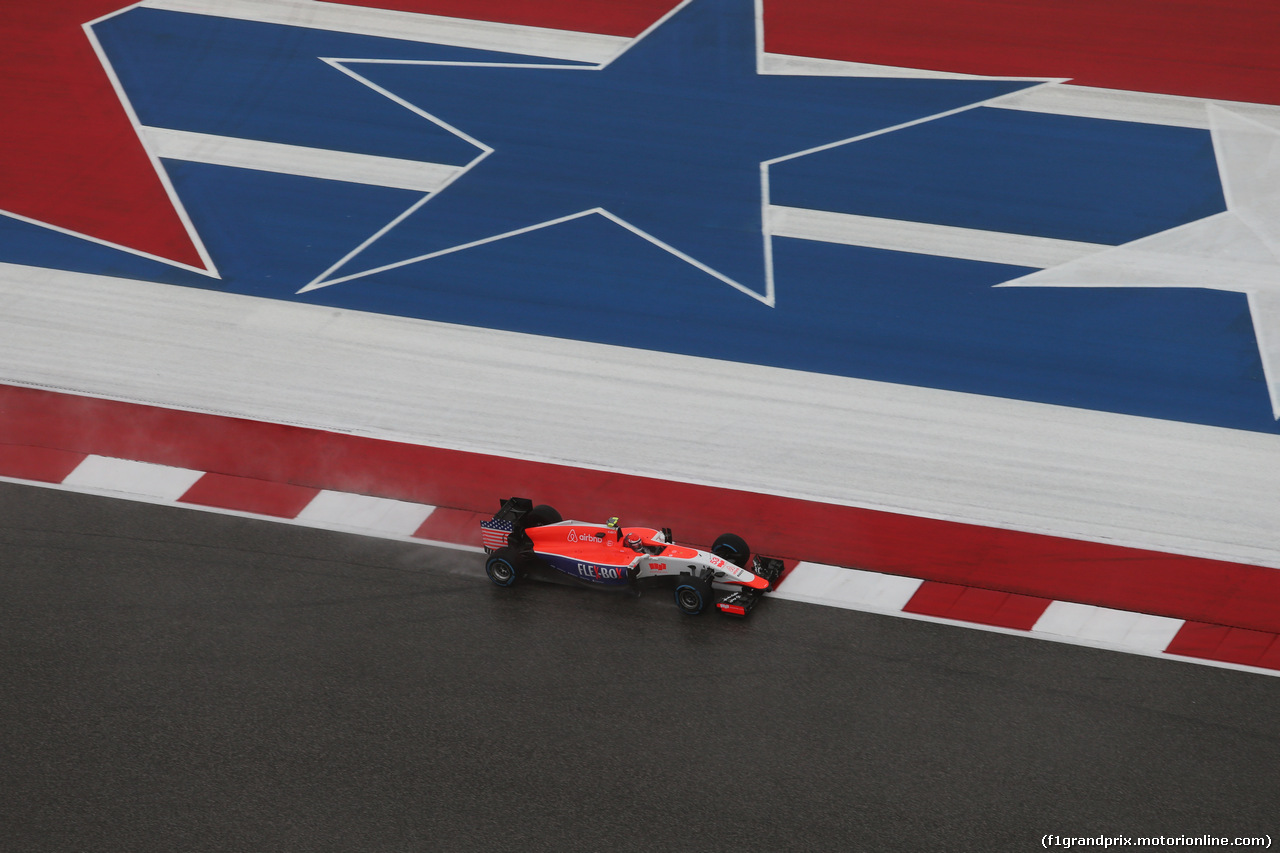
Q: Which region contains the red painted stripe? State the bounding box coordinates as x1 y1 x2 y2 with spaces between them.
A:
0 3 204 266
1164 621 1229 657
179 473 319 518
0 445 87 483
1260 638 1280 671
1217 629 1280 667
903 581 1052 630
415 508 486 547
4 383 1280 633
1166 622 1280 670
323 0 673 37
764 0 1280 106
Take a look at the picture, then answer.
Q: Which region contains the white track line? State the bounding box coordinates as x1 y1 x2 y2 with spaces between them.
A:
1032 602 1184 652
295 490 437 536
61 455 205 501
772 562 924 613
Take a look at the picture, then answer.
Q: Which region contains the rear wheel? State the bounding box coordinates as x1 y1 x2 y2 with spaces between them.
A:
524 504 562 528
712 532 751 568
485 547 524 587
674 575 712 615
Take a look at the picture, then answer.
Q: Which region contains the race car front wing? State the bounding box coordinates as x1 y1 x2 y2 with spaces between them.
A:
715 557 784 616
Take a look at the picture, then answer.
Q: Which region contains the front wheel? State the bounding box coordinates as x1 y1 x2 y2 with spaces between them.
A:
485 547 524 588
712 532 751 568
674 575 713 615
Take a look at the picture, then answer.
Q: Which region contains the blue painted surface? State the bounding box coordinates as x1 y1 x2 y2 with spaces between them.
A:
165 162 423 290
3 0 1273 434
771 107 1226 245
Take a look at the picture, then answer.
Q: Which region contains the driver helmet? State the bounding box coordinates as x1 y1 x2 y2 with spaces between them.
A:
624 533 644 552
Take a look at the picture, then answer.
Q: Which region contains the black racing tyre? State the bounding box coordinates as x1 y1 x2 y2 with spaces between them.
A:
674 575 713 615
524 504 562 528
485 547 524 588
712 532 751 568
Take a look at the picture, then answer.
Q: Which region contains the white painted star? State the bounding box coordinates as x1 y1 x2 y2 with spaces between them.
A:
998 105 1280 417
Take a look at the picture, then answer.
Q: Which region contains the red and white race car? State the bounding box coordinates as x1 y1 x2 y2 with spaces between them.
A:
479 497 782 616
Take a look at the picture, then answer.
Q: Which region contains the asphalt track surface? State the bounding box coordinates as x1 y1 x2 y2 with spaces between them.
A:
4 481 1278 852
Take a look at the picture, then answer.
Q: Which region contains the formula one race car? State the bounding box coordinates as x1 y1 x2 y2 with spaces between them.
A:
479 497 783 616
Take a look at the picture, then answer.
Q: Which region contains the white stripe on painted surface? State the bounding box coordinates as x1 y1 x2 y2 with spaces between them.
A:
763 52 1280 131
295 490 437 536
769 562 849 599
757 53 1047 82
139 0 624 64
769 206 1106 268
5 263 1280 570
143 127 461 193
1032 601 1185 653
775 562 924 612
61 456 205 501
993 84 1280 130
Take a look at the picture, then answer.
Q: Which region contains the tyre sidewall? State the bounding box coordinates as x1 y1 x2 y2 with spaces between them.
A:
712 532 751 569
674 575 712 615
485 548 523 587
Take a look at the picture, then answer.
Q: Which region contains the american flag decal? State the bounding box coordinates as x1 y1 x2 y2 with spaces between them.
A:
480 518 513 552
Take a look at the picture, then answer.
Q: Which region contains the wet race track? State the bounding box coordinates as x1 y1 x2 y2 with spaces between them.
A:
3 481 1277 852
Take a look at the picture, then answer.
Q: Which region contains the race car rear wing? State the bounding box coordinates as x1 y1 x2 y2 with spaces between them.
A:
493 496 533 521
479 496 533 553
